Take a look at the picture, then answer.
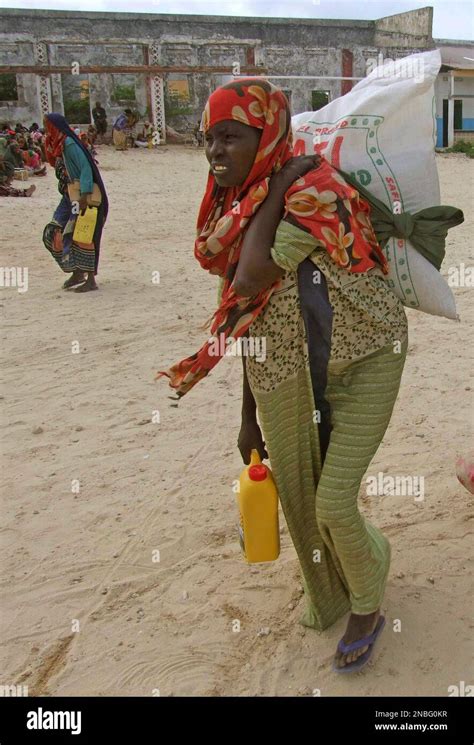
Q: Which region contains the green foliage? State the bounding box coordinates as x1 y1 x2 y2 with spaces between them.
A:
164 90 193 118
311 90 329 112
445 140 474 158
63 98 90 125
112 84 136 103
0 74 18 101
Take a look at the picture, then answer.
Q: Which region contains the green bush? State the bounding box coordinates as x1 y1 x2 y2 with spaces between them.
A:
63 98 91 125
0 73 18 101
445 139 474 158
164 91 193 119
112 84 136 103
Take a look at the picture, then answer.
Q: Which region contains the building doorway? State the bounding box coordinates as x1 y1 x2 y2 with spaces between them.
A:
62 73 90 125
442 99 463 146
312 90 330 111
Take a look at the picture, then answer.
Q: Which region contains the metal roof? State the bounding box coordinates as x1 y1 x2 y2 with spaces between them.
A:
434 41 474 70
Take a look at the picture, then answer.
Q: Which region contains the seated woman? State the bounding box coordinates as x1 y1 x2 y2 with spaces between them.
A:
0 151 35 197
21 146 46 176
87 124 98 147
79 131 98 162
158 79 410 673
134 121 153 148
13 133 44 174
30 127 46 162
4 139 24 169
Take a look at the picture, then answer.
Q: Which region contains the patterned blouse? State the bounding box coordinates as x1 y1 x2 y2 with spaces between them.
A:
54 156 69 196
271 219 408 368
217 218 408 371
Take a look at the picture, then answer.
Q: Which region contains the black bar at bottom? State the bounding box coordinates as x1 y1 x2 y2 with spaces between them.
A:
0 695 471 743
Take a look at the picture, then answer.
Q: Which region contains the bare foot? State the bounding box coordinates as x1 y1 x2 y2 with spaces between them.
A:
25 184 36 197
334 610 380 669
74 274 98 293
63 270 85 289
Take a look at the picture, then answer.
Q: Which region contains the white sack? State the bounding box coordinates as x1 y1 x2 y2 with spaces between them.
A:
291 49 457 319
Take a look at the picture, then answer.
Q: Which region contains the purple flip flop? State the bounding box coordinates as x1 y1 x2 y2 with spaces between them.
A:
332 615 386 674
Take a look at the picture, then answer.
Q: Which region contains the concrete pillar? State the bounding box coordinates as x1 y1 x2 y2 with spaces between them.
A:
50 73 64 114
34 42 52 121
148 42 166 144
447 71 455 147
341 49 353 96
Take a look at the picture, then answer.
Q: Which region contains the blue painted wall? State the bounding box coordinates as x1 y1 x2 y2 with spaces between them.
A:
436 117 474 147
436 117 443 147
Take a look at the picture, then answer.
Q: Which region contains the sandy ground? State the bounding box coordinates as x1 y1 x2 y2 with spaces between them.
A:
0 145 472 697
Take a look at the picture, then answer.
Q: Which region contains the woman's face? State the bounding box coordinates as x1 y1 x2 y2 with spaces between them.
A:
205 120 262 188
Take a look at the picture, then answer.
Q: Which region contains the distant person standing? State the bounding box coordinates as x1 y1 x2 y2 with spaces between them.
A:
87 124 98 147
92 101 107 139
112 108 133 151
193 119 204 147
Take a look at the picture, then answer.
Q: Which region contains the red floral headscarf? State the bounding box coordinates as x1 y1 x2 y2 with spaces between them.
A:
157 78 388 398
44 117 66 166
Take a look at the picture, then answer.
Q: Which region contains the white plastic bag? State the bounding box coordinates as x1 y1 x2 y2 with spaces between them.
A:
291 49 458 319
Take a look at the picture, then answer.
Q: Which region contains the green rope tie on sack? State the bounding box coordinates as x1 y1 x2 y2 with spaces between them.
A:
392 212 415 239
336 167 464 271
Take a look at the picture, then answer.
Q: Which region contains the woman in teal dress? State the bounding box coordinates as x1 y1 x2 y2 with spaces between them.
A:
43 114 108 292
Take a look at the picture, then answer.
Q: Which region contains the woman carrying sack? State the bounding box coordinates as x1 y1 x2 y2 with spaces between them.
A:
157 79 462 673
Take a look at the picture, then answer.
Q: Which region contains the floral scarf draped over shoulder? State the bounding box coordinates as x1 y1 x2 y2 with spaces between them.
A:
157 78 387 398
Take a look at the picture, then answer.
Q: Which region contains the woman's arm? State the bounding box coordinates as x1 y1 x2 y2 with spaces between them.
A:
241 346 257 421
64 139 94 195
238 348 268 464
232 180 287 298
233 155 321 298
76 146 94 196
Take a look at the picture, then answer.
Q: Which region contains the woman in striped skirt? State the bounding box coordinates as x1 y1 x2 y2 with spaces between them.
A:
158 79 409 673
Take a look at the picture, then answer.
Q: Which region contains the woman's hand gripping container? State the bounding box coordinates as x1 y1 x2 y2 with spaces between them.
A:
237 449 280 563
